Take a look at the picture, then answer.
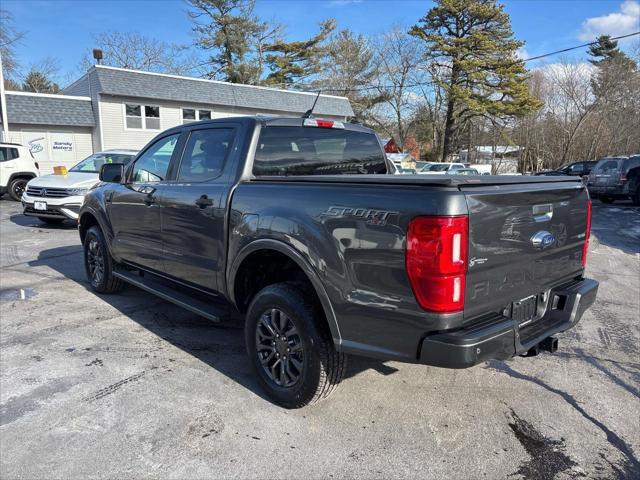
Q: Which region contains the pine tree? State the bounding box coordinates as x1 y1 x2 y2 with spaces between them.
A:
263 19 336 87
22 71 59 94
588 35 621 63
410 0 542 161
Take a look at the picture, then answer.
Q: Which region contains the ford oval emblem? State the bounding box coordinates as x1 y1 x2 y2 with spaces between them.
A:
531 230 556 249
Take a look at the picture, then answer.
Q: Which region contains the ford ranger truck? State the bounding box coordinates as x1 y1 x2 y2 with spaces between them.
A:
78 116 598 408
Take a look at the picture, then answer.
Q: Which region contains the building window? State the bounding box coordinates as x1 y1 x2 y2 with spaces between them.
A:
182 108 212 124
125 103 161 130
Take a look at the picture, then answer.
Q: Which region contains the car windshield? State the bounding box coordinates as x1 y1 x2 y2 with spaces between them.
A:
70 153 135 173
422 163 449 172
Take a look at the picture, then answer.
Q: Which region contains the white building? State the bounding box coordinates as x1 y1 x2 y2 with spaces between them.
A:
0 65 354 173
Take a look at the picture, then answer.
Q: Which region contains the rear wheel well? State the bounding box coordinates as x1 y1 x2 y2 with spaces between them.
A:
233 249 321 314
9 173 36 183
79 213 99 243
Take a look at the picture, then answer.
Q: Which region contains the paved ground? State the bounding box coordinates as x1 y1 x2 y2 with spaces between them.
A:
0 198 638 480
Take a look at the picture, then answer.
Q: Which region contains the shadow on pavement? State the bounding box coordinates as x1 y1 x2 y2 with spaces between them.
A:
28 246 400 406
590 200 640 255
9 213 77 229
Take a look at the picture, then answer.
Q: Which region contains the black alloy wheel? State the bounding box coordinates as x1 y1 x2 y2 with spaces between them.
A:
256 308 305 387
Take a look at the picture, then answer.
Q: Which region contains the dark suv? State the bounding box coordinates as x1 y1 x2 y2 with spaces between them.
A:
587 155 640 203
536 161 598 177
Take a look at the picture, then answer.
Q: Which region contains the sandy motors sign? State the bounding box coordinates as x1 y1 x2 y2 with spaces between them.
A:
52 141 73 152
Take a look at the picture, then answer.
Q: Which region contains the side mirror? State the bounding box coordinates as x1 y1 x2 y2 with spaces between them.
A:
100 163 124 183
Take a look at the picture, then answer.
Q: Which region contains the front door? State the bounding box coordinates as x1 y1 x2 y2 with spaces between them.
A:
107 133 181 272
160 126 237 292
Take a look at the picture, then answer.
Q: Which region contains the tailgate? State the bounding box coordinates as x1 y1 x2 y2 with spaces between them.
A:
461 182 589 320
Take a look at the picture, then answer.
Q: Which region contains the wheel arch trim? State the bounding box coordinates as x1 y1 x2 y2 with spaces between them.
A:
227 238 342 346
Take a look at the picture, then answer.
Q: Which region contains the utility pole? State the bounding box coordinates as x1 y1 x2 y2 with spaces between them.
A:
0 51 9 142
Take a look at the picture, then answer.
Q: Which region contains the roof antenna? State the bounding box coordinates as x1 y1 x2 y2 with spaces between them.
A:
302 90 322 118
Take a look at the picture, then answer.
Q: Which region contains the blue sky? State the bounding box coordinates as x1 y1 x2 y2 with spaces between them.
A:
3 0 639 84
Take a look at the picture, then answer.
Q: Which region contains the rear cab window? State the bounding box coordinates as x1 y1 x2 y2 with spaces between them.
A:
253 125 387 176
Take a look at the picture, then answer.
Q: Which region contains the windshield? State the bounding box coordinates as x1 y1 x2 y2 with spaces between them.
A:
70 153 135 173
253 127 387 175
422 163 449 172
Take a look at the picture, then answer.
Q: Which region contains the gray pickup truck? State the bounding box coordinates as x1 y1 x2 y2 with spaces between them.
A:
78 116 598 408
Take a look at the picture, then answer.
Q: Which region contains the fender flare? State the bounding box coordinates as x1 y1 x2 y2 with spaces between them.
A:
227 238 342 345
78 206 116 256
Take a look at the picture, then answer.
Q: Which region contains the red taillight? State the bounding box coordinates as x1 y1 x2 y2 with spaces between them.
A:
619 174 627 183
406 216 468 313
581 199 592 268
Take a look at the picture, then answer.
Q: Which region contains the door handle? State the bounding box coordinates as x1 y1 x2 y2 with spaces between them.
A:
195 194 213 209
144 193 156 206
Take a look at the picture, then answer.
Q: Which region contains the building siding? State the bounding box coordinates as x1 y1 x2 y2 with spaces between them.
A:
5 124 93 174
99 94 345 151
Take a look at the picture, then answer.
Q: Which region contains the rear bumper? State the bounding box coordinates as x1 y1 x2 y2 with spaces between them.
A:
419 278 598 368
587 184 628 197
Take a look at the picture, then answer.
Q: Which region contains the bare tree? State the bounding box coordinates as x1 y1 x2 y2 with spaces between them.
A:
368 28 425 149
0 8 25 79
82 31 199 75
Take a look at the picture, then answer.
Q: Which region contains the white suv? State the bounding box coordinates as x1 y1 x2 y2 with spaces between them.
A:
22 150 137 224
0 143 40 201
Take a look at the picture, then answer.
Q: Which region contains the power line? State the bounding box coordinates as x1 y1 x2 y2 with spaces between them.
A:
521 31 639 62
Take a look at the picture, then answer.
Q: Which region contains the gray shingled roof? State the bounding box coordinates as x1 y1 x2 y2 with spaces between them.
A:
92 66 354 117
6 93 95 127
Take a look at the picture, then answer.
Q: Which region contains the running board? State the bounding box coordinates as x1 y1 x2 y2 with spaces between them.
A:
113 270 229 323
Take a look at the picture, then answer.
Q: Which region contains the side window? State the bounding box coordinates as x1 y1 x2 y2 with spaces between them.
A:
449 164 462 171
0 147 18 162
130 134 179 183
178 128 235 182
569 163 584 173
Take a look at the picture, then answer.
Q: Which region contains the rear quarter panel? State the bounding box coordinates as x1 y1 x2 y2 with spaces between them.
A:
228 180 468 361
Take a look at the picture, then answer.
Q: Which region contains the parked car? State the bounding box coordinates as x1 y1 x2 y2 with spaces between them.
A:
0 143 39 201
450 168 479 175
623 159 640 206
22 150 137 224
536 161 598 177
419 162 466 174
587 155 640 203
79 116 597 408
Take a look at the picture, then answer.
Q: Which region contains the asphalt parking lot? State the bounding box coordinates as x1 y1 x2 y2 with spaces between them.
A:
0 198 638 480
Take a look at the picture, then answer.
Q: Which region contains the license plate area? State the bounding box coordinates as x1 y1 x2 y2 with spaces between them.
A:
510 295 539 327
34 201 47 211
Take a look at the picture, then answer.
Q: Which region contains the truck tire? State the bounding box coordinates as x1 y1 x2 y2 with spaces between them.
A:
83 225 124 294
245 282 347 408
8 177 28 201
38 217 65 225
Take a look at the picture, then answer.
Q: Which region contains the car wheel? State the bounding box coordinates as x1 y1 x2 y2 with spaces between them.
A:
8 178 28 201
83 226 124 294
38 217 65 225
600 196 614 204
245 282 347 408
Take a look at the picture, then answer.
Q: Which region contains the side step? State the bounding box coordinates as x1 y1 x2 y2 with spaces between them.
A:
113 270 230 323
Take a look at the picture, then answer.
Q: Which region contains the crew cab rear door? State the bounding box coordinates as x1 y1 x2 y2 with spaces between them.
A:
159 124 239 292
460 180 589 320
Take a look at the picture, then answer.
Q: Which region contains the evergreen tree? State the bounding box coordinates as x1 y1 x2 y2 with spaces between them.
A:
588 35 637 102
588 35 621 63
22 70 59 94
410 0 542 161
263 19 336 87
